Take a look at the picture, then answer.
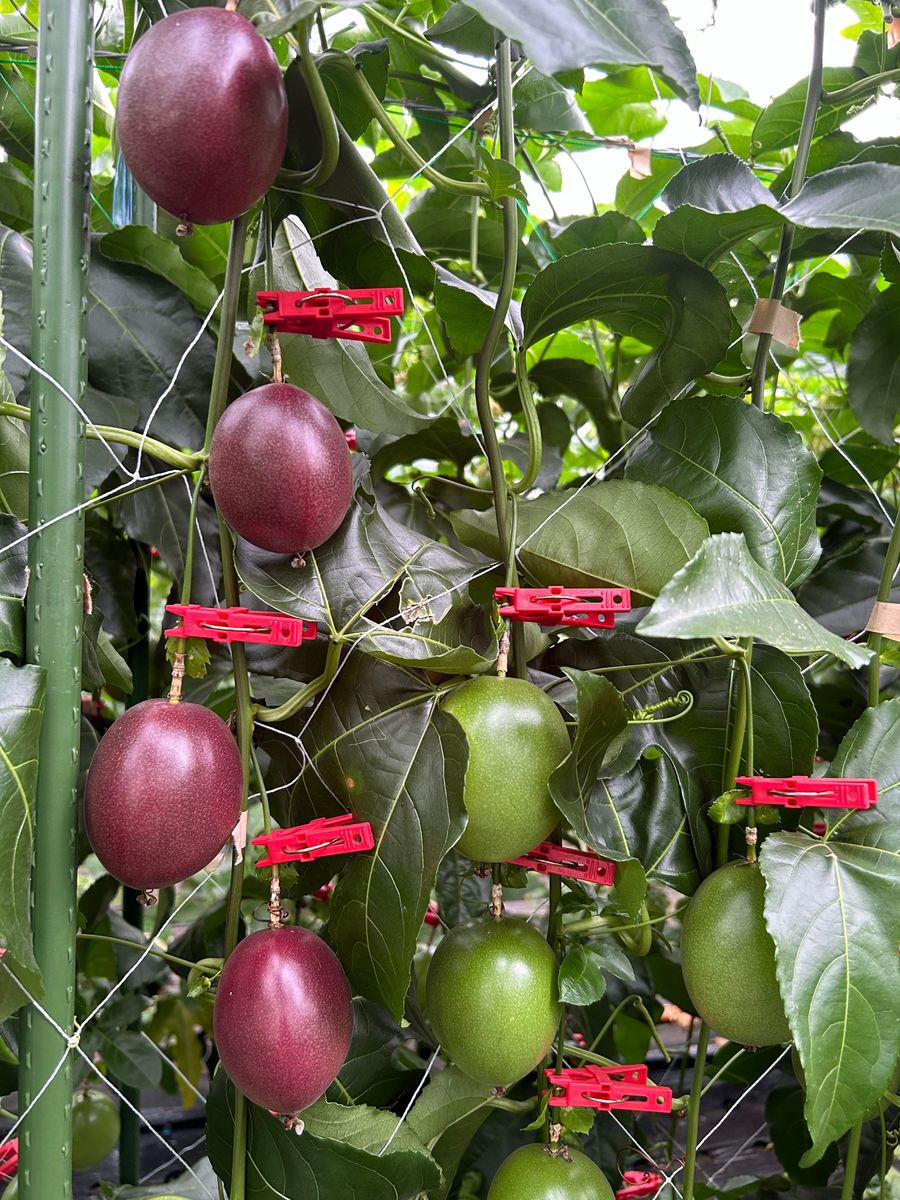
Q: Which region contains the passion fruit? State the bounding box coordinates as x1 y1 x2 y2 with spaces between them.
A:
214 926 353 1115
426 917 560 1087
442 676 569 863
116 8 288 225
488 1144 615 1199
208 383 353 554
72 1089 120 1171
681 861 790 1047
84 699 243 890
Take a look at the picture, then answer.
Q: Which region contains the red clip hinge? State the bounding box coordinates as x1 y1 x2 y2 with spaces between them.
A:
507 842 616 887
0 1140 18 1183
546 1065 672 1114
616 1170 665 1199
494 586 632 630
345 428 358 452
164 604 317 648
257 287 404 344
253 815 375 868
735 776 877 810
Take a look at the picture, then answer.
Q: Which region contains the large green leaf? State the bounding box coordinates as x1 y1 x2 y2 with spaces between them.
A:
0 658 44 1017
0 63 34 165
207 1072 441 1200
626 395 822 588
426 3 494 57
797 538 900 638
459 0 699 104
407 1067 497 1200
826 697 900 852
271 656 466 1018
751 68 864 154
521 245 733 424
0 513 27 659
638 534 872 669
97 225 219 314
781 164 900 238
847 287 900 445
513 71 590 134
451 480 709 601
760 833 900 1162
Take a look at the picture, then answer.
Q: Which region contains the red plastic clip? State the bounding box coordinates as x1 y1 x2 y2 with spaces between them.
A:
735 776 877 810
507 842 616 887
345 428 358 452
616 1170 664 1199
164 604 317 647
257 288 404 344
0 1140 18 1183
546 1065 672 1114
253 815 375 868
494 586 631 630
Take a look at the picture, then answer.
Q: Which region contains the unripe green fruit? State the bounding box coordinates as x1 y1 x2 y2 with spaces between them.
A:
426 917 560 1086
72 1088 120 1171
442 677 569 863
681 861 790 1047
488 1144 615 1199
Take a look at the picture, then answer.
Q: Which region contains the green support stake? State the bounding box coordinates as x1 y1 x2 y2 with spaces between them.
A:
20 3 93 1199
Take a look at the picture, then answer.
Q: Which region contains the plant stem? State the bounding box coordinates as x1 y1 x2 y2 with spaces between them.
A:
76 933 220 975
0 401 201 470
717 639 751 864
512 348 543 494
842 1120 863 1200
178 464 207 611
749 0 825 409
681 1022 711 1200
700 1046 746 1097
286 18 340 189
866 513 900 706
822 67 900 104
738 648 757 861
564 905 686 936
253 637 342 722
202 214 248 453
562 1043 617 1068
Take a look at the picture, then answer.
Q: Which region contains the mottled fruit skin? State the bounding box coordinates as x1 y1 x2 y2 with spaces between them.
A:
208 383 353 554
72 1089 120 1171
116 9 287 224
442 676 569 863
84 699 243 890
214 927 353 1114
681 861 790 1046
488 1145 615 1200
426 918 560 1086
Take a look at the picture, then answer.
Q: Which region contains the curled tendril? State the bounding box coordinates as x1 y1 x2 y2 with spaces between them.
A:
630 689 694 725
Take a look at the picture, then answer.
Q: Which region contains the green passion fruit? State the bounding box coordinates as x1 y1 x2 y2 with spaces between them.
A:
442 676 569 863
488 1144 615 1200
208 383 353 555
72 1089 120 1171
681 861 790 1047
426 917 560 1087
116 8 288 225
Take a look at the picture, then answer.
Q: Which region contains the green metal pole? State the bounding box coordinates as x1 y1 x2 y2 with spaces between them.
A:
20 3 93 1199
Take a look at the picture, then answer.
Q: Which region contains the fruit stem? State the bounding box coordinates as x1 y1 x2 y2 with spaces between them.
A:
841 1120 863 1200
717 637 752 866
749 0 825 410
75 933 220 975
561 1043 617 1069
866 510 900 706
252 745 284 928
253 637 342 722
680 1020 711 1200
738 648 757 861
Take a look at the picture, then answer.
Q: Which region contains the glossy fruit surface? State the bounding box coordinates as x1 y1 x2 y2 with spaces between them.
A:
84 699 243 890
208 383 353 554
116 9 287 224
442 676 569 862
681 861 790 1046
72 1089 120 1171
214 926 353 1114
488 1144 615 1200
426 917 560 1086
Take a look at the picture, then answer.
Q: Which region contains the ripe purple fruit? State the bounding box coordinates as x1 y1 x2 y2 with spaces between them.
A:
208 383 353 554
116 9 288 225
84 699 243 890
213 926 353 1114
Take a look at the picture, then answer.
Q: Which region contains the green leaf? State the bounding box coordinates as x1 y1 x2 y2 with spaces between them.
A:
459 0 699 104
782 164 900 238
426 2 495 57
207 1072 441 1200
638 533 872 669
549 669 629 816
0 513 27 659
357 605 498 676
521 245 733 425
580 70 668 141
327 999 416 1108
451 480 709 601
407 1066 496 1199
760 833 900 1162
0 411 28 520
752 68 864 154
797 537 900 638
847 286 900 445
98 226 219 314
0 62 34 165
472 146 527 203
626 395 822 588
88 1028 162 1090
558 945 607 1006
514 71 590 134
271 656 466 1018
0 658 44 1017
766 1085 840 1188
827 697 900 852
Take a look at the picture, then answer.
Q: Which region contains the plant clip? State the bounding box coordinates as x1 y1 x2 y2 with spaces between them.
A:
253 815 375 868
616 1170 665 1200
344 428 358 452
256 287 405 344
493 586 632 630
0 1139 18 1183
735 775 877 810
545 1065 672 1114
164 604 317 648
506 841 616 887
